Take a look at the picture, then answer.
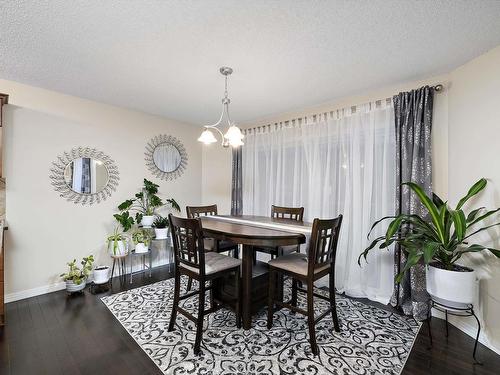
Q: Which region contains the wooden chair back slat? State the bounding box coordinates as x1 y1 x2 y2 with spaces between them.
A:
307 216 343 274
271 205 304 221
186 204 218 218
169 214 206 275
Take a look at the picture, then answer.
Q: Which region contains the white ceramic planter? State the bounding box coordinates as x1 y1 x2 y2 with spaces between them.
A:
108 239 128 256
93 266 110 284
135 242 149 254
154 228 169 240
141 215 155 228
426 263 477 308
66 279 86 293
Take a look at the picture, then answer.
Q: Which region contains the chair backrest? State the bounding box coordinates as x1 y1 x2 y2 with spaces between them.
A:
168 214 206 275
271 205 304 221
307 216 343 274
186 204 218 218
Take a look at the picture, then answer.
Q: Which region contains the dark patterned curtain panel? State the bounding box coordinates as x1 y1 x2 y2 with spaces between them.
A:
391 86 434 321
231 147 243 216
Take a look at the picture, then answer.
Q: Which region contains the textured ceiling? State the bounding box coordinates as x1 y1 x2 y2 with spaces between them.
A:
1 0 500 125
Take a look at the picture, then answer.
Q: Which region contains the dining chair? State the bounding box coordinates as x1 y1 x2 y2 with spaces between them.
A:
253 205 305 263
186 204 239 257
186 204 239 290
167 214 241 355
267 215 343 356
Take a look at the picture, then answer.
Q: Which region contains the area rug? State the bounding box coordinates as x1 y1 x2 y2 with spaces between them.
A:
101 278 420 375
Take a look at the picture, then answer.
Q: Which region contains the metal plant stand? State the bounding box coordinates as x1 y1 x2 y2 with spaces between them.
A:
128 249 153 284
110 254 127 286
427 299 482 365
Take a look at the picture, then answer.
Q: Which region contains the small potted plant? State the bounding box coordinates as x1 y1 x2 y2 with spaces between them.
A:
153 215 170 239
118 179 180 227
107 211 133 256
60 255 94 293
359 178 500 308
132 228 152 253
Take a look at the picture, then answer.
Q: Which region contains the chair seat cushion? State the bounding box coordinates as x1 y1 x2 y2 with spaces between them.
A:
268 252 329 276
204 238 237 252
181 251 241 275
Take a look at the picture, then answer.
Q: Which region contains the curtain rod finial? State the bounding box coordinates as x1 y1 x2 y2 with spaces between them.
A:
434 84 443 92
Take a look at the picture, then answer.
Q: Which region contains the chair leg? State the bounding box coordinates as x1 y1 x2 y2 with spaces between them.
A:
210 279 217 311
291 279 298 314
307 280 319 356
267 269 276 329
329 272 340 332
187 276 193 292
168 271 181 332
235 268 241 328
194 281 206 355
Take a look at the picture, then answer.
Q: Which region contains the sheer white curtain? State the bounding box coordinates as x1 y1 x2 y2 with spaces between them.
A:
242 102 395 304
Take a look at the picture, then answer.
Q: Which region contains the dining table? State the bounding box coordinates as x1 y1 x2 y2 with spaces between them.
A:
200 215 311 330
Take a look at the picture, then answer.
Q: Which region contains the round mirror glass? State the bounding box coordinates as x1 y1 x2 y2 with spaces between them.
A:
64 158 110 194
153 143 181 173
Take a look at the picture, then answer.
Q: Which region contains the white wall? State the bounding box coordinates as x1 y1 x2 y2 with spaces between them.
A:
447 46 500 353
202 145 232 214
1 79 202 301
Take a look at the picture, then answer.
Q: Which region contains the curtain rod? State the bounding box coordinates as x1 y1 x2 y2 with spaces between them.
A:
243 83 444 135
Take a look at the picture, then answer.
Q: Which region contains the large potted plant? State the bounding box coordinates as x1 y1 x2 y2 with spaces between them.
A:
153 215 170 239
118 179 180 228
60 255 94 293
107 211 133 256
359 178 500 308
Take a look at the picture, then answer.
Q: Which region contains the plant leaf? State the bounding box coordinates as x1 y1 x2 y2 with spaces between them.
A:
464 222 500 240
118 199 133 211
450 209 466 242
456 178 487 209
403 182 445 243
423 242 440 264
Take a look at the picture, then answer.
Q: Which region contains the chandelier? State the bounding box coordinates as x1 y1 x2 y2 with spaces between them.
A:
197 67 244 148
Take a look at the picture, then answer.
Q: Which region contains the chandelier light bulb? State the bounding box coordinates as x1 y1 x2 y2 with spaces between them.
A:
198 129 217 144
224 125 244 141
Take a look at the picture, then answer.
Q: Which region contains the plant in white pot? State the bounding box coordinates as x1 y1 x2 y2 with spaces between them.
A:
359 178 500 308
118 179 180 228
107 211 134 256
60 255 94 293
153 215 170 239
132 228 152 254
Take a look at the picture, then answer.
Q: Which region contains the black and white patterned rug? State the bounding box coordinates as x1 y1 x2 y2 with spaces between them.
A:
101 278 420 375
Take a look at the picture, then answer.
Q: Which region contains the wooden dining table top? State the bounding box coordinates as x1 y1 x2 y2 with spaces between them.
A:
199 215 309 247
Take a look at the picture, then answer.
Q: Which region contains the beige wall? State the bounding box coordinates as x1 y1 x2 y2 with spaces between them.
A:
1 79 202 300
447 46 500 353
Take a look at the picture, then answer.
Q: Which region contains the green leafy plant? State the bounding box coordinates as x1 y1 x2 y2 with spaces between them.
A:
132 228 153 246
359 178 500 282
107 227 128 256
60 255 94 285
153 215 169 229
107 210 134 256
118 178 180 224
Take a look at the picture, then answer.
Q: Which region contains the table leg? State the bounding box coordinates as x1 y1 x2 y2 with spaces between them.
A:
241 244 253 330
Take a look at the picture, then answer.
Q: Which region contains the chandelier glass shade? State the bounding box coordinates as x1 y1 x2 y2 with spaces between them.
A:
198 67 244 148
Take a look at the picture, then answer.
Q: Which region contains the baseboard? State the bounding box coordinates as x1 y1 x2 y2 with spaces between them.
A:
5 259 173 303
432 310 500 356
5 281 66 303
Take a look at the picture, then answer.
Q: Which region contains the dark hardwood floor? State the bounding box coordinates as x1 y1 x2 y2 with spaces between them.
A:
0 265 499 375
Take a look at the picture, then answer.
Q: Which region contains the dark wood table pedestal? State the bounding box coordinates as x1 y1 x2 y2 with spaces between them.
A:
201 217 307 330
